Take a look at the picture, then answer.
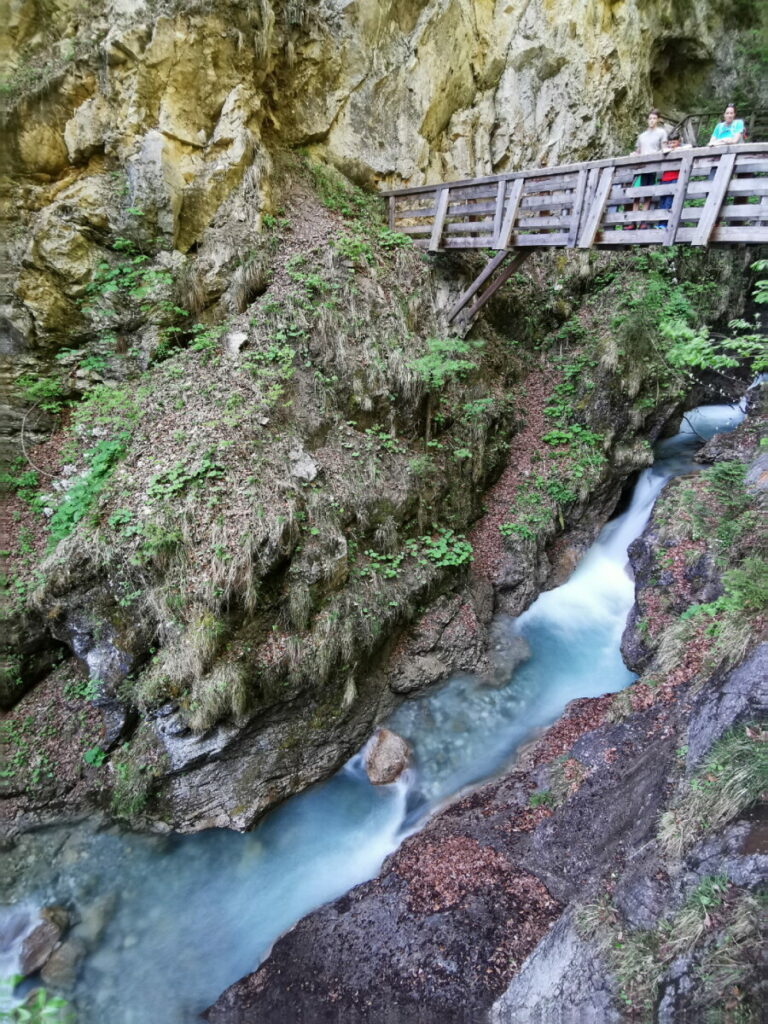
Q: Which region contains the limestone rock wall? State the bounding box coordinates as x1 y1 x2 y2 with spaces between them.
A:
1 0 750 352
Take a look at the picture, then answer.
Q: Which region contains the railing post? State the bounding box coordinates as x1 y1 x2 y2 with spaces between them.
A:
429 187 451 252
692 152 736 246
494 177 524 249
491 180 506 243
567 168 588 247
663 153 693 246
578 167 613 248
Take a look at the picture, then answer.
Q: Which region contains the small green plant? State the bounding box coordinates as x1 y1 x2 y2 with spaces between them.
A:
363 550 405 579
244 343 296 406
0 466 42 510
133 521 182 565
81 235 187 360
542 425 603 448
62 677 101 701
148 450 224 502
110 752 156 821
83 746 108 767
529 789 556 808
188 322 225 359
333 233 374 266
305 160 382 222
409 527 473 568
108 507 141 538
363 427 406 455
376 228 411 249
579 881 763 1020
460 397 494 422
2 978 74 1022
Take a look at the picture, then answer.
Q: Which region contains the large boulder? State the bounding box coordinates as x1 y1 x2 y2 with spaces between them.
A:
364 728 410 785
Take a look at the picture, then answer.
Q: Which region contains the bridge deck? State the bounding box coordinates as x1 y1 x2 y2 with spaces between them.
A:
382 143 768 252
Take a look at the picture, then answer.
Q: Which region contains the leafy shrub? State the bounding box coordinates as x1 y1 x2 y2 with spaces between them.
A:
48 435 129 544
333 233 374 265
409 337 482 389
721 557 768 613
83 746 107 767
18 373 68 413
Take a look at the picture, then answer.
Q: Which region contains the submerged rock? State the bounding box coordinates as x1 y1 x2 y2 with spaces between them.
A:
41 936 86 991
364 729 410 785
484 622 531 687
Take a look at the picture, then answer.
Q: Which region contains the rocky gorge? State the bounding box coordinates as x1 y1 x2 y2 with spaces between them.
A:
1 0 767 1021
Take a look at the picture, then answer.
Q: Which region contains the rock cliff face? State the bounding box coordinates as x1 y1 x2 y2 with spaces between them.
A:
2 0 757 350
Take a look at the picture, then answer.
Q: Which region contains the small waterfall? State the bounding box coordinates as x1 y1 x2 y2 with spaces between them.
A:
1 403 743 1024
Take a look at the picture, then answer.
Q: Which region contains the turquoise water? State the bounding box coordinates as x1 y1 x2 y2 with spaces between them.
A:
0 402 743 1023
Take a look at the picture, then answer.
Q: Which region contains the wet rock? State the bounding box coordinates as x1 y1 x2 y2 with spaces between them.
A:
746 451 768 495
388 593 489 696
0 611 65 711
656 954 697 1023
41 936 86 991
44 585 147 690
364 729 410 785
20 907 68 976
151 704 239 772
0 906 37 973
205 842 559 1024
694 420 762 466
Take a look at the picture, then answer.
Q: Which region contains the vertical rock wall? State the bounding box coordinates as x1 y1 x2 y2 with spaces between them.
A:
1 0 753 352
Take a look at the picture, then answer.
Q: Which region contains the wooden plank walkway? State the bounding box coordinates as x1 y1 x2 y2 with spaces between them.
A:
381 143 768 325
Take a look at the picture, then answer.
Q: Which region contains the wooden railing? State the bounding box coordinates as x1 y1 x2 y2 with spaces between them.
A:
382 143 768 253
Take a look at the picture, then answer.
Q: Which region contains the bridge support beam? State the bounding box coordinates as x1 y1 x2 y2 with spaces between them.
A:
447 250 531 328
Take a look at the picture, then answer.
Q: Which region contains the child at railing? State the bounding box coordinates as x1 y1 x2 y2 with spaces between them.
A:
658 133 691 228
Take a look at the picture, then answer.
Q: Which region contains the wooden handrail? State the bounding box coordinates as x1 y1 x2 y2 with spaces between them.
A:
380 142 767 197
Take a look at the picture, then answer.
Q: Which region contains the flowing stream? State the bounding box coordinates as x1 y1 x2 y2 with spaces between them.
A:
1 403 744 1023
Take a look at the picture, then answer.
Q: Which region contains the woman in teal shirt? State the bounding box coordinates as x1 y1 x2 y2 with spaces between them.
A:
709 104 745 145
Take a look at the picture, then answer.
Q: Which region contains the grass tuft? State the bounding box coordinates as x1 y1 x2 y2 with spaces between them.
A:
658 725 768 860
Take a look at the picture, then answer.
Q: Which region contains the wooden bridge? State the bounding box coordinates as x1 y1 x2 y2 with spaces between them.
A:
382 143 768 326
